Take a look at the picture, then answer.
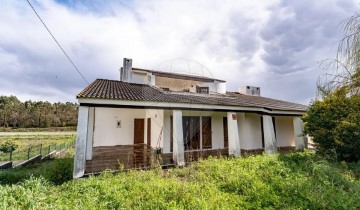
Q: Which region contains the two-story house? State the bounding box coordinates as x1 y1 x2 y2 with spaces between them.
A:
73 58 308 178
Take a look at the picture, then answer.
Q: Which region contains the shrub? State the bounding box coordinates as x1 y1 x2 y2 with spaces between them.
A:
303 88 360 162
0 139 18 153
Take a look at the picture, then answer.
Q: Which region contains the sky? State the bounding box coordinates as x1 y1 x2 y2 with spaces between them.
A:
0 0 358 105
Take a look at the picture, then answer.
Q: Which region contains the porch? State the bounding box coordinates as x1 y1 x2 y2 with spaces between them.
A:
85 144 229 174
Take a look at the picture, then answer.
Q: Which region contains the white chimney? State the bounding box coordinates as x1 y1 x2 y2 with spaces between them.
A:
239 86 260 96
121 58 132 82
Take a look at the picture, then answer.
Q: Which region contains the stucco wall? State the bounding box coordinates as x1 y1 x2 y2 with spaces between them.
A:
144 109 164 148
275 116 295 147
93 107 146 146
236 113 263 150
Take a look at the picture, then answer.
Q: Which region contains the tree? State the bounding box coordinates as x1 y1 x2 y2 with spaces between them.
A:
303 88 360 162
0 140 18 154
305 10 360 162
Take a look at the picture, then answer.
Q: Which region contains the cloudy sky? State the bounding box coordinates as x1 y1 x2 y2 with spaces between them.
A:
0 0 358 105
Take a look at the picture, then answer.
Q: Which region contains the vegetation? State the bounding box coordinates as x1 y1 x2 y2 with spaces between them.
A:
0 95 78 128
305 10 360 162
0 134 75 161
303 89 360 162
0 151 359 209
0 158 73 185
0 126 76 132
0 139 18 153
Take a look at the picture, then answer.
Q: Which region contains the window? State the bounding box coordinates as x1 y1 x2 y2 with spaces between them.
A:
196 86 209 94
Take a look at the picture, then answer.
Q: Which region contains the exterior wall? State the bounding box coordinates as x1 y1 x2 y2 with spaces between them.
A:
238 113 263 150
131 71 148 84
275 116 295 147
93 107 146 146
145 109 164 148
155 76 220 93
163 110 172 153
212 113 226 149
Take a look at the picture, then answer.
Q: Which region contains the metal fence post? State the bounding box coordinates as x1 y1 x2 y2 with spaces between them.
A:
27 147 31 160
9 149 13 161
48 145 51 155
39 144 42 155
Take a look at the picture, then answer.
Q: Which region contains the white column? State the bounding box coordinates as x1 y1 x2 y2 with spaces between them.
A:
73 106 89 178
86 107 95 160
227 112 241 157
172 110 185 166
293 117 307 150
263 115 277 154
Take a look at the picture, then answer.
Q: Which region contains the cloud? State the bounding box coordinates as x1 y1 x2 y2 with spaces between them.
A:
0 0 358 105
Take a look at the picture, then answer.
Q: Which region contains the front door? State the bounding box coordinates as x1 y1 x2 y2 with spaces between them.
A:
134 118 144 144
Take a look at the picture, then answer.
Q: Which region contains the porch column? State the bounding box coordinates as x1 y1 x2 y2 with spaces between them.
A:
227 112 241 157
73 106 89 178
263 115 277 154
293 117 307 150
172 110 185 166
86 107 95 160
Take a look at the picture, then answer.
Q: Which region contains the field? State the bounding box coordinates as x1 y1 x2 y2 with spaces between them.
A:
0 132 76 161
0 151 359 209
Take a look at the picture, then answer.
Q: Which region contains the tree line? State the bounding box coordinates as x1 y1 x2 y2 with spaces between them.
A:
0 95 78 128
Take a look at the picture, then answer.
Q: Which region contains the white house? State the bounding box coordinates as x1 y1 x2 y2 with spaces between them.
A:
73 58 308 178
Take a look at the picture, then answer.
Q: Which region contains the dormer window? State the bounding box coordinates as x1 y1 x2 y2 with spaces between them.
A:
196 86 209 94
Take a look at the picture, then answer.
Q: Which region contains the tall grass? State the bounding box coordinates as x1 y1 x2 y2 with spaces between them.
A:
0 151 359 209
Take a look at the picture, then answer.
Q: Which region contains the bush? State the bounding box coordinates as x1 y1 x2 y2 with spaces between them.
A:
0 140 18 153
303 88 360 162
0 158 73 185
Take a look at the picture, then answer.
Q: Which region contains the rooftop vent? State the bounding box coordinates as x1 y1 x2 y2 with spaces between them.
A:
239 86 260 96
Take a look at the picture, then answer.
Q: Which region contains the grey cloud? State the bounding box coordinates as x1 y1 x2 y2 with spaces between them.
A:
260 0 357 75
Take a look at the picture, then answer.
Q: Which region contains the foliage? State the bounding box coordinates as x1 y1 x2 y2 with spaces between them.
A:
303 88 360 162
318 11 360 96
0 139 18 153
0 95 78 128
0 158 73 185
0 134 75 161
0 152 359 209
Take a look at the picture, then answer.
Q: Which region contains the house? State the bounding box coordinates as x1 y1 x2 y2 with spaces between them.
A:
73 58 308 178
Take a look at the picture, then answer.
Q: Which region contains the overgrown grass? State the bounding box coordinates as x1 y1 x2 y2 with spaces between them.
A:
0 158 73 185
0 151 359 209
0 126 77 132
0 134 75 161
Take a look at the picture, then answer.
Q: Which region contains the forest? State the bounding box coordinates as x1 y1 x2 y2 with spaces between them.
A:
0 95 78 128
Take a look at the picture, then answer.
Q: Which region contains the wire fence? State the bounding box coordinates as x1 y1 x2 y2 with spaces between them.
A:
0 140 75 162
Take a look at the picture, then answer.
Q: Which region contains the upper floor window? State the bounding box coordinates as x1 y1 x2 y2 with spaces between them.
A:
196 86 209 94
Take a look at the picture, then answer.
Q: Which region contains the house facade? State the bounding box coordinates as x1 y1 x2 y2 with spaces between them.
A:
73 58 308 178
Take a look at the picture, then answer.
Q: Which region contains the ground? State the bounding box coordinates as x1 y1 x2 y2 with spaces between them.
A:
0 151 359 209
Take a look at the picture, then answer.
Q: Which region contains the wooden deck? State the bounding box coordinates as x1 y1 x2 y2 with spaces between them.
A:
85 145 295 174
85 144 229 174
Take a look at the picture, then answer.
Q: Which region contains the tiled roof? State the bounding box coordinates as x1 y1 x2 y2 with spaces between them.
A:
77 79 307 112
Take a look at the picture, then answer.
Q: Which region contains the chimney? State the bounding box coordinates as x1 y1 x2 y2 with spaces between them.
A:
121 58 132 82
239 86 260 96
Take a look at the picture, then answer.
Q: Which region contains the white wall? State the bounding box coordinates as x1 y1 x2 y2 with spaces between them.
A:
93 108 146 146
241 113 263 150
131 71 148 84
145 109 164 148
275 116 295 147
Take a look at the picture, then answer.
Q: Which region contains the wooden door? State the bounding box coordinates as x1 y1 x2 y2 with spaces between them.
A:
147 118 151 146
223 117 228 148
134 119 144 144
202 117 212 149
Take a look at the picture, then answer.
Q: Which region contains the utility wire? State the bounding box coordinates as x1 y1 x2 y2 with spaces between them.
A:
26 0 89 84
